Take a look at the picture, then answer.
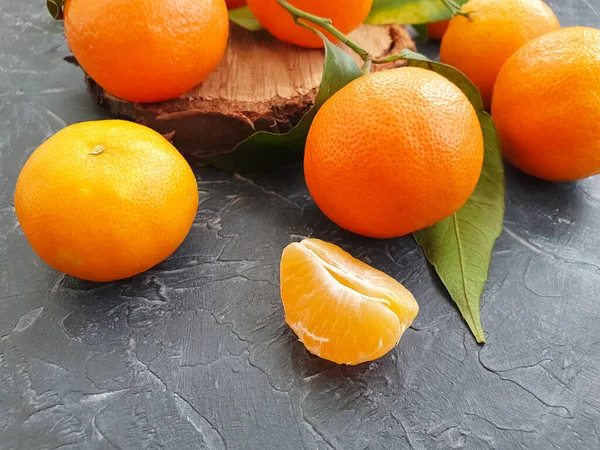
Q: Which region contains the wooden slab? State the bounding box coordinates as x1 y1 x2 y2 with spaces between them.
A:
85 23 416 158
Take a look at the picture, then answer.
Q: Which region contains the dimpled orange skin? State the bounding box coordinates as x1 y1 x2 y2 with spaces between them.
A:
427 20 449 40
492 27 600 182
14 120 199 282
304 67 484 239
281 239 419 365
64 0 229 103
440 0 560 109
247 0 373 48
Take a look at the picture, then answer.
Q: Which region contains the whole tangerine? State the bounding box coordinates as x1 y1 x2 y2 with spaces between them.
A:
304 67 484 238
64 0 229 103
247 0 373 48
14 120 199 282
440 0 560 109
492 27 600 182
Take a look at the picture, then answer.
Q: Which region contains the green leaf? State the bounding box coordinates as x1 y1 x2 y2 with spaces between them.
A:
47 0 65 20
407 50 505 344
229 6 264 31
412 24 429 44
366 0 467 25
204 31 362 173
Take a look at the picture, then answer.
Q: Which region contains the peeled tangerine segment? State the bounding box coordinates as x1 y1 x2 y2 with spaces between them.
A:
280 238 419 365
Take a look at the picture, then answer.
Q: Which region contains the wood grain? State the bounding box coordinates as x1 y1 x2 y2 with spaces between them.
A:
85 23 415 157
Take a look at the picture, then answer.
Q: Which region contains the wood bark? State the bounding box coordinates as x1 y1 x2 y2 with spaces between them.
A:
85 24 416 157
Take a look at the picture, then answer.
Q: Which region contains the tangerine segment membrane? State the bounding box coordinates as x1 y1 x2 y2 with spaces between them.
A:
280 239 419 365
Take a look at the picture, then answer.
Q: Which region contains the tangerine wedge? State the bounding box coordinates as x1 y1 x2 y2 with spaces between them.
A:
280 239 419 365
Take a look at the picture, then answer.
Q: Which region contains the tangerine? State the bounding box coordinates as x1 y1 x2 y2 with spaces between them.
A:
304 67 484 238
280 239 419 365
440 0 560 109
14 120 199 282
427 20 449 40
64 0 229 103
226 0 247 8
492 27 600 182
247 0 373 48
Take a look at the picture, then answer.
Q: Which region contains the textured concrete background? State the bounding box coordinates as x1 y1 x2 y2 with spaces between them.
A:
1 1 599 449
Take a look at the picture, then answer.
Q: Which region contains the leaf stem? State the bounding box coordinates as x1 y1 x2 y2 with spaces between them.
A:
89 145 106 155
276 0 374 65
442 0 471 19
275 0 432 71
371 54 406 65
362 59 373 75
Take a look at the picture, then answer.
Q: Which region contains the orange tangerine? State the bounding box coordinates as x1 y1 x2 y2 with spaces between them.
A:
491 27 600 181
280 239 419 365
14 120 198 282
247 0 373 48
64 0 229 102
440 0 560 109
304 67 484 239
427 20 450 40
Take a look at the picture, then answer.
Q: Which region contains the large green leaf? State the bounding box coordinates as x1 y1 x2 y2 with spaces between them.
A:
405 50 505 344
204 32 362 173
47 0 65 19
366 0 468 25
229 6 264 31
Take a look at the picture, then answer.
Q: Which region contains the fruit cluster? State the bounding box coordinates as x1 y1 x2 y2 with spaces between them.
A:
15 0 600 364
